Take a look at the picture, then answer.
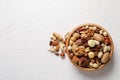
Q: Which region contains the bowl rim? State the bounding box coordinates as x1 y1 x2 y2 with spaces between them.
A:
66 23 114 71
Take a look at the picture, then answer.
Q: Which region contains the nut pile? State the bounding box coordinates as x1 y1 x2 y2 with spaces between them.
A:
48 32 67 58
67 25 112 69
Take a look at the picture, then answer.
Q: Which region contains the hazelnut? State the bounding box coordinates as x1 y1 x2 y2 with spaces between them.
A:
73 33 80 39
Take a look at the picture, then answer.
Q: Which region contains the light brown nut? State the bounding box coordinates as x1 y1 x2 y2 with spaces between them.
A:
98 51 103 58
72 44 79 53
59 42 65 51
88 52 95 58
73 33 80 39
85 47 90 52
103 45 111 52
68 46 72 50
48 46 56 53
93 33 103 42
70 37 76 42
99 30 103 34
50 35 56 40
101 52 110 63
94 40 100 45
72 56 79 63
69 40 74 45
92 63 99 68
81 34 87 38
103 31 108 36
53 32 63 41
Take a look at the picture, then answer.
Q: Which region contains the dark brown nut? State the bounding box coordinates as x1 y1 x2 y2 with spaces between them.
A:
101 52 110 63
83 43 88 47
81 37 88 43
60 52 65 58
69 53 74 58
50 40 59 46
72 56 80 63
49 41 53 46
91 59 95 63
90 45 101 52
75 39 83 46
104 37 111 44
80 57 90 67
55 45 60 52
55 52 59 56
94 28 100 33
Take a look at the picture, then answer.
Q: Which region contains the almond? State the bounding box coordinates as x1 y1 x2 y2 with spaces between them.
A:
101 52 110 63
72 56 79 63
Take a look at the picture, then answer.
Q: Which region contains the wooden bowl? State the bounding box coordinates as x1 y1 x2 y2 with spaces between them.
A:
66 23 114 71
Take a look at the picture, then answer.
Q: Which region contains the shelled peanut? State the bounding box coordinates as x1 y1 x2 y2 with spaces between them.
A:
68 25 112 69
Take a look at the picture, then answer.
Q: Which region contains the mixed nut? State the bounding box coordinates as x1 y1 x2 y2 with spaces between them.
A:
48 24 113 70
48 32 66 58
67 25 112 69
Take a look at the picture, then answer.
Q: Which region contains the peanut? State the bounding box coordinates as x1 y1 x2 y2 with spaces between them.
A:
53 32 63 41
